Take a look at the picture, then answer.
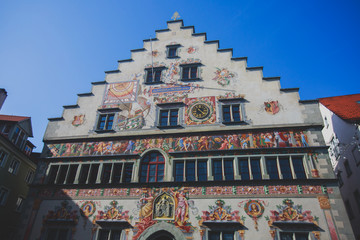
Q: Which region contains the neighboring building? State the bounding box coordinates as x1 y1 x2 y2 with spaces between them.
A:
0 88 7 110
319 94 360 239
0 114 36 239
20 19 354 240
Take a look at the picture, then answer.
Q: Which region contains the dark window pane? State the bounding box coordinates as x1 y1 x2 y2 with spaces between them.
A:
239 158 250 180
78 164 90 184
58 229 69 239
110 230 122 240
232 105 241 122
48 165 59 184
279 157 293 179
190 67 197 78
213 159 223 180
223 232 234 240
224 159 234 180
66 165 78 184
101 163 112 184
292 156 306 179
175 162 184 182
123 163 133 183
106 114 114 130
168 47 177 57
186 161 195 181
295 232 309 240
141 152 164 183
146 71 153 82
155 70 161 82
160 110 169 126
88 164 99 184
223 105 231 122
98 229 110 240
169 109 178 126
182 67 190 79
198 161 207 181
209 232 221 240
112 163 123 183
280 232 293 240
266 157 279 179
250 158 262 180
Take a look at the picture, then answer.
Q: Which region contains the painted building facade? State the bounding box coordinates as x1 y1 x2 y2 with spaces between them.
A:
20 20 354 240
319 94 360 239
0 113 36 239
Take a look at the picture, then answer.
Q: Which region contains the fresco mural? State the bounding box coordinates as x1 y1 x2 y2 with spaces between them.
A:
94 200 131 222
213 68 235 86
216 92 245 100
102 81 139 107
187 46 198 54
198 200 245 239
239 199 266 230
264 101 280 115
143 83 201 97
47 130 310 158
185 96 216 125
266 199 320 240
72 114 85 126
132 188 195 239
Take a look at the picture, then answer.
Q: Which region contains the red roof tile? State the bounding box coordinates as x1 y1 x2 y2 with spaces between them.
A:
319 94 360 123
0 114 30 122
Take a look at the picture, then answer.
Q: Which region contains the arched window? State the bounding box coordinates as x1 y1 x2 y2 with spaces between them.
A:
139 151 165 182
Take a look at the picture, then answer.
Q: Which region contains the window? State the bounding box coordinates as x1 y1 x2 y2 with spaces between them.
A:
354 189 360 214
181 64 200 81
0 149 8 167
279 232 309 240
159 109 179 127
209 231 234 240
145 67 165 84
139 152 165 183
0 123 12 137
344 200 354 220
238 157 262 180
15 197 24 212
0 187 9 206
8 159 20 174
344 159 352 177
265 156 307 180
174 159 208 182
212 158 234 181
222 99 244 124
101 162 134 184
167 45 180 58
97 229 122 240
157 103 184 128
45 228 71 240
24 143 33 156
11 127 27 148
66 165 78 184
97 114 115 131
25 170 34 184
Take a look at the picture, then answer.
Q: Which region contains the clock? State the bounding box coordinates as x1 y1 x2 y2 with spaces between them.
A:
190 102 211 120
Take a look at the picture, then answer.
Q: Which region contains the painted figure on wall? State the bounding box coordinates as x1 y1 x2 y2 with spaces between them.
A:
72 114 85 126
213 68 235 86
239 199 266 230
264 101 280 115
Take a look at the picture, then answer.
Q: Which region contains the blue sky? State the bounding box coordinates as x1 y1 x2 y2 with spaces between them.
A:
0 0 359 150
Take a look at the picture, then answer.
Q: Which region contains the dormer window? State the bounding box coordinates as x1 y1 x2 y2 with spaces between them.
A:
145 67 166 84
180 64 201 81
11 127 27 149
166 44 180 58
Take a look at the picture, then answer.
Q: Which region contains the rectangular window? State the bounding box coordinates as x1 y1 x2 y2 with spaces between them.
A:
66 165 78 184
222 104 242 123
173 159 207 182
280 232 309 240
97 114 114 131
212 158 234 181
344 160 352 177
167 45 179 58
266 157 279 179
97 229 122 240
45 228 71 240
213 159 223 181
292 156 306 179
101 163 112 184
224 158 234 180
145 68 164 84
25 170 34 184
88 164 100 184
112 163 123 183
78 164 90 184
102 162 133 184
57 165 69 184
250 158 262 180
279 157 292 179
238 158 250 180
209 231 234 240
48 165 59 184
159 109 179 127
8 159 20 174
123 163 133 183
15 197 24 212
0 149 8 167
0 123 12 137
0 187 9 206
181 65 199 80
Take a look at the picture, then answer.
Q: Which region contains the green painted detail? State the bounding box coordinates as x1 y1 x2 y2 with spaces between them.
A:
127 188 130 196
101 189 104 196
76 189 79 196
232 186 236 195
264 185 269 194
321 186 328 194
297 185 302 194
202 187 206 195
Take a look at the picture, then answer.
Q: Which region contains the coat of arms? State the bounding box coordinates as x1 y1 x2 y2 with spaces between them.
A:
264 101 280 115
72 114 85 126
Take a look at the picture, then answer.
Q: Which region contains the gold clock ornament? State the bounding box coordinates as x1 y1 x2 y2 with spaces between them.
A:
190 102 211 120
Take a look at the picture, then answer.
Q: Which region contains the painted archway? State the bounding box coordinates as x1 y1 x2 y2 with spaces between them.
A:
137 222 187 240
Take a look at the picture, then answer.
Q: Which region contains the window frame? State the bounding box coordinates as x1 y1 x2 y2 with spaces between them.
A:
11 127 28 149
211 157 235 181
0 187 9 206
219 98 246 125
139 151 165 183
144 67 166 85
0 149 9 168
156 103 184 129
208 230 235 240
96 228 123 240
180 63 201 81
173 158 208 182
25 169 35 184
278 231 309 240
96 113 115 132
264 155 307 180
166 44 181 59
15 196 25 212
8 158 20 175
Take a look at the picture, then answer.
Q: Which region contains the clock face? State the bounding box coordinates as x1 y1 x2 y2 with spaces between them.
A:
190 103 211 120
